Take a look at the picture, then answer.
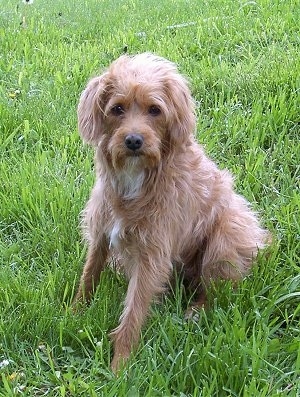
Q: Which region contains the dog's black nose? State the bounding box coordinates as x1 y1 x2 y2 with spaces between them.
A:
125 133 144 151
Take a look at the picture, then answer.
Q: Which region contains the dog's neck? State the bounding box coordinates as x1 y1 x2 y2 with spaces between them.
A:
112 158 145 200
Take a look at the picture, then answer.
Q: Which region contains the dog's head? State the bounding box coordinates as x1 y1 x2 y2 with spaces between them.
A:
78 53 195 172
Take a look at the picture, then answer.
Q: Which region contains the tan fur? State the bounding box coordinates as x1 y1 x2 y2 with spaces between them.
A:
74 53 269 372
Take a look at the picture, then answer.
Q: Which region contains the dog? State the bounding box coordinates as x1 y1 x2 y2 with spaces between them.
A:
73 53 269 372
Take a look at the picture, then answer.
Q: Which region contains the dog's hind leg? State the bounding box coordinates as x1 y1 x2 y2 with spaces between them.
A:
182 246 209 317
195 200 268 311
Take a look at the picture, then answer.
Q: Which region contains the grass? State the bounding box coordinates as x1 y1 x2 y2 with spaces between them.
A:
0 0 299 395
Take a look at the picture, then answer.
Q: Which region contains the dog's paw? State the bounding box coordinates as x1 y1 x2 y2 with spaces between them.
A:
185 291 207 321
111 351 130 375
184 305 205 322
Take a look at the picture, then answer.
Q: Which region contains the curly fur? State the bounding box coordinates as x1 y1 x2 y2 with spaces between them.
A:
73 53 269 372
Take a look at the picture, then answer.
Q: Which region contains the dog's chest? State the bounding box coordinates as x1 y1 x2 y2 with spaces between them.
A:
108 216 144 251
109 219 123 249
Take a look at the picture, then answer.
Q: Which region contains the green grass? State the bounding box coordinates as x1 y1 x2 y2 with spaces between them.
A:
0 0 299 395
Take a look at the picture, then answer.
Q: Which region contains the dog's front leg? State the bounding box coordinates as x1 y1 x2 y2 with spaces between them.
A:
74 235 109 304
110 258 171 372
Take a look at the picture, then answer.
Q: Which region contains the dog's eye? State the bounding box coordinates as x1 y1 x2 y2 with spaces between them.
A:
148 105 161 116
111 104 125 116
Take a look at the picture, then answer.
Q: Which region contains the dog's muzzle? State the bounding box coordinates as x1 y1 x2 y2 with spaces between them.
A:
124 133 144 152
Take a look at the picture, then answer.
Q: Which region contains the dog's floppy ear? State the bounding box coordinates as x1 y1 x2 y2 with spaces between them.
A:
77 73 109 145
165 74 196 147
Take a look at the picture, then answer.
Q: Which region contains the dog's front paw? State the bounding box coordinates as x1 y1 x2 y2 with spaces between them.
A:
111 350 130 374
109 326 135 374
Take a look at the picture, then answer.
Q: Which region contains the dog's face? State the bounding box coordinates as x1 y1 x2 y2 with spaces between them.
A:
78 53 195 172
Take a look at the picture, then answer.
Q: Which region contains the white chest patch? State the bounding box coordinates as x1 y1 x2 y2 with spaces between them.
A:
115 158 145 199
109 219 122 249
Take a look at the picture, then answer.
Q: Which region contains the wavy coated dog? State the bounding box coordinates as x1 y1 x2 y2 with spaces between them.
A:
74 53 269 372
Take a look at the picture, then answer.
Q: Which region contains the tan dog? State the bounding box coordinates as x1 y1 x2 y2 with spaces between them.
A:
74 53 269 372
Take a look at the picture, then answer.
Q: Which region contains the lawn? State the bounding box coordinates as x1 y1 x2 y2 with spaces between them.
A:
0 0 299 395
